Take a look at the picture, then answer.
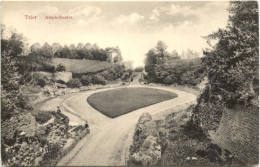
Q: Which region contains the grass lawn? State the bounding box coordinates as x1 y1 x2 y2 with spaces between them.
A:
87 87 177 118
53 58 114 73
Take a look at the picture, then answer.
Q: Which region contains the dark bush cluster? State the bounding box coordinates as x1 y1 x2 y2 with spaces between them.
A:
134 66 144 72
33 111 53 124
55 63 66 72
67 78 82 88
29 73 49 87
92 74 106 85
80 75 92 86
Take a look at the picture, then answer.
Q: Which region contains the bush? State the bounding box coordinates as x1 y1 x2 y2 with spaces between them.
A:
80 75 92 86
32 73 49 87
92 74 106 85
42 64 55 73
67 78 82 88
134 66 144 72
101 71 113 81
33 111 53 124
55 63 66 72
121 72 129 81
56 80 66 84
39 143 61 166
164 75 177 85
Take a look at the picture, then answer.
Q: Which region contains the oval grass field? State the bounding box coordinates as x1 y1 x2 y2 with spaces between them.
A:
87 87 177 118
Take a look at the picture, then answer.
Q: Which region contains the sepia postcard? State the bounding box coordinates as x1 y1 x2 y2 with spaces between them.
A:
1 1 259 166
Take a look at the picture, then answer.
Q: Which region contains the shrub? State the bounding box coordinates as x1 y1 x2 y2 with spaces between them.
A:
121 72 129 81
101 71 113 81
56 80 66 84
32 73 49 87
92 74 106 85
134 66 144 72
80 75 92 86
39 143 61 166
164 75 177 85
33 111 53 124
67 78 82 88
181 119 207 141
55 63 66 72
42 64 55 73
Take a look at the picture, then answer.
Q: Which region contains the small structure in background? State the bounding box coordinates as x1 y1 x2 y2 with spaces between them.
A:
107 49 118 63
106 46 122 64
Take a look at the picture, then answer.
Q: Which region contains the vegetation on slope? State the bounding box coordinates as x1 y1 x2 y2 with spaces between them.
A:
192 1 259 131
144 41 205 86
128 107 238 166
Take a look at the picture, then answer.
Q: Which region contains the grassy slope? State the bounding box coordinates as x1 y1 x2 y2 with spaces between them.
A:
166 58 202 67
87 87 177 118
53 58 114 73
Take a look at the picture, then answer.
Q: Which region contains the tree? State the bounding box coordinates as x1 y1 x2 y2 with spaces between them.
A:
155 41 167 58
59 45 72 58
84 43 92 50
144 41 168 82
77 43 84 50
30 43 41 53
69 44 76 50
144 49 157 82
52 42 62 53
203 1 258 106
42 42 53 58
1 26 31 120
193 1 258 131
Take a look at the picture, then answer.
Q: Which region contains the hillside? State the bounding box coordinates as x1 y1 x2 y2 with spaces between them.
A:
165 58 202 67
53 58 114 73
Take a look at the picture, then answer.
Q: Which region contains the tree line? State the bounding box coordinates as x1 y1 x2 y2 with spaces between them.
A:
29 42 122 62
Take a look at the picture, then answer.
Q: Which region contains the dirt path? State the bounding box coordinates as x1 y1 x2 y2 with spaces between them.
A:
56 85 197 166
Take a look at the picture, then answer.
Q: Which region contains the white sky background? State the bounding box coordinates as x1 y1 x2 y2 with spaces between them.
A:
1 1 229 67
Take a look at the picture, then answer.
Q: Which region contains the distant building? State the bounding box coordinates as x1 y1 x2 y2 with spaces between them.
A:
106 46 122 64
107 50 118 63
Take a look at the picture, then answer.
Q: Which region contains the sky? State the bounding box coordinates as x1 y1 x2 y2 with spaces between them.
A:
1 1 229 67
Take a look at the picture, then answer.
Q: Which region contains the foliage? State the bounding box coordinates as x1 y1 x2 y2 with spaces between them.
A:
80 75 92 86
33 111 53 124
192 1 259 131
1 25 32 121
67 78 82 88
134 66 144 72
39 143 61 166
54 43 110 61
55 63 66 72
205 1 258 106
101 65 125 81
30 73 49 87
42 64 55 73
92 74 106 85
144 41 205 85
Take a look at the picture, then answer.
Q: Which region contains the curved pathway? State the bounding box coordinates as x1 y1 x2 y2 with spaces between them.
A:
56 84 197 166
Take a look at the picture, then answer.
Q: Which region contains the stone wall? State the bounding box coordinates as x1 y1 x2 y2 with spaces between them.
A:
210 105 259 165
